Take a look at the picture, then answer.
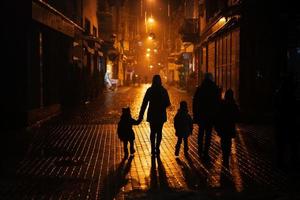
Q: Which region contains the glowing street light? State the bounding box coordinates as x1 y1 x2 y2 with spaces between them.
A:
153 48 158 53
148 17 155 24
147 48 151 52
146 53 150 57
149 65 153 69
148 35 153 40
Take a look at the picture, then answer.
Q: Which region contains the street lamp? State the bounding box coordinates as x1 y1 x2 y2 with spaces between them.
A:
148 17 155 24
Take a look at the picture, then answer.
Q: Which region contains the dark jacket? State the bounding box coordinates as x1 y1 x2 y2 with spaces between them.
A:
139 86 171 123
117 115 139 141
193 79 219 124
174 109 193 137
215 99 240 138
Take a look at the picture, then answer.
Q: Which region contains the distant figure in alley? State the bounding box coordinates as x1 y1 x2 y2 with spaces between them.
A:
139 75 171 156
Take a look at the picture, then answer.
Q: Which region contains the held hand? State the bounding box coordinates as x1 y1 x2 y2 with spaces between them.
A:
137 115 143 124
192 118 199 124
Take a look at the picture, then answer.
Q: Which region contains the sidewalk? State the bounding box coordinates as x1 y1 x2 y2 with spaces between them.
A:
0 85 299 199
1 122 298 199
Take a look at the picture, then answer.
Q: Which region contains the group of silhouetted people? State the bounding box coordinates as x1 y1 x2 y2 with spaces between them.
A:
118 75 170 157
193 73 239 166
117 73 239 168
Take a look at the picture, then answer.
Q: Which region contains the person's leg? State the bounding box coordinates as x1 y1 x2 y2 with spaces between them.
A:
155 123 164 155
130 140 135 154
184 136 189 154
198 124 205 156
203 123 213 159
123 140 129 158
221 137 231 167
175 137 182 156
150 123 156 155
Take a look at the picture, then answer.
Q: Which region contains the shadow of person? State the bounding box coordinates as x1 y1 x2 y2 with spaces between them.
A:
177 155 206 190
176 157 197 189
219 166 235 191
150 156 158 191
149 156 170 193
101 156 133 200
156 156 170 191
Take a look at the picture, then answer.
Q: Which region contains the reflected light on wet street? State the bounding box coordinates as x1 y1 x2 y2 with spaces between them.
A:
231 140 243 192
10 85 289 200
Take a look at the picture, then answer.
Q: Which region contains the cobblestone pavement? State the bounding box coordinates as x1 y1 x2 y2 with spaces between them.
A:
1 84 298 200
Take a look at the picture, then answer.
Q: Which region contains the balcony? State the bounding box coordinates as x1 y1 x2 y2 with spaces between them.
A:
179 18 199 43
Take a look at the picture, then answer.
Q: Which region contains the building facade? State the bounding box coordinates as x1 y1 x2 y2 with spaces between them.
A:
29 0 105 126
193 0 290 116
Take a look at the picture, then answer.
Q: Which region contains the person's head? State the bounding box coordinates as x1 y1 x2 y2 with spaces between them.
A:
204 72 214 82
179 101 188 111
224 89 234 102
152 75 162 87
121 107 131 116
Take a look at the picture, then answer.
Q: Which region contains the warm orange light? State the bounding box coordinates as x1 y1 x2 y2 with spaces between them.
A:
149 65 153 69
147 48 151 52
219 17 226 23
148 36 153 40
148 17 155 24
146 53 150 57
153 49 158 53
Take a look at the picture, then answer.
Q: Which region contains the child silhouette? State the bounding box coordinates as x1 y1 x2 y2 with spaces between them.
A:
174 101 193 156
117 107 140 158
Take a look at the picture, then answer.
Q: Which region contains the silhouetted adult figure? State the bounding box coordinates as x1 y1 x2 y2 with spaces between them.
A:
139 75 171 156
215 89 240 167
193 73 219 160
273 72 298 170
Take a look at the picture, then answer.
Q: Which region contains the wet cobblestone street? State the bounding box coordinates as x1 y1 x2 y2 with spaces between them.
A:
1 84 298 200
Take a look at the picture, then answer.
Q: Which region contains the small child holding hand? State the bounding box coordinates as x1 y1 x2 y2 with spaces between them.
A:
174 101 193 156
117 107 140 158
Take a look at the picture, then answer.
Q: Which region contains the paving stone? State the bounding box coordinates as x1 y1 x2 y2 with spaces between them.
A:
0 85 296 200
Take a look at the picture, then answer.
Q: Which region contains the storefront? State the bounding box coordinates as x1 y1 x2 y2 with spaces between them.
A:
199 16 240 100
